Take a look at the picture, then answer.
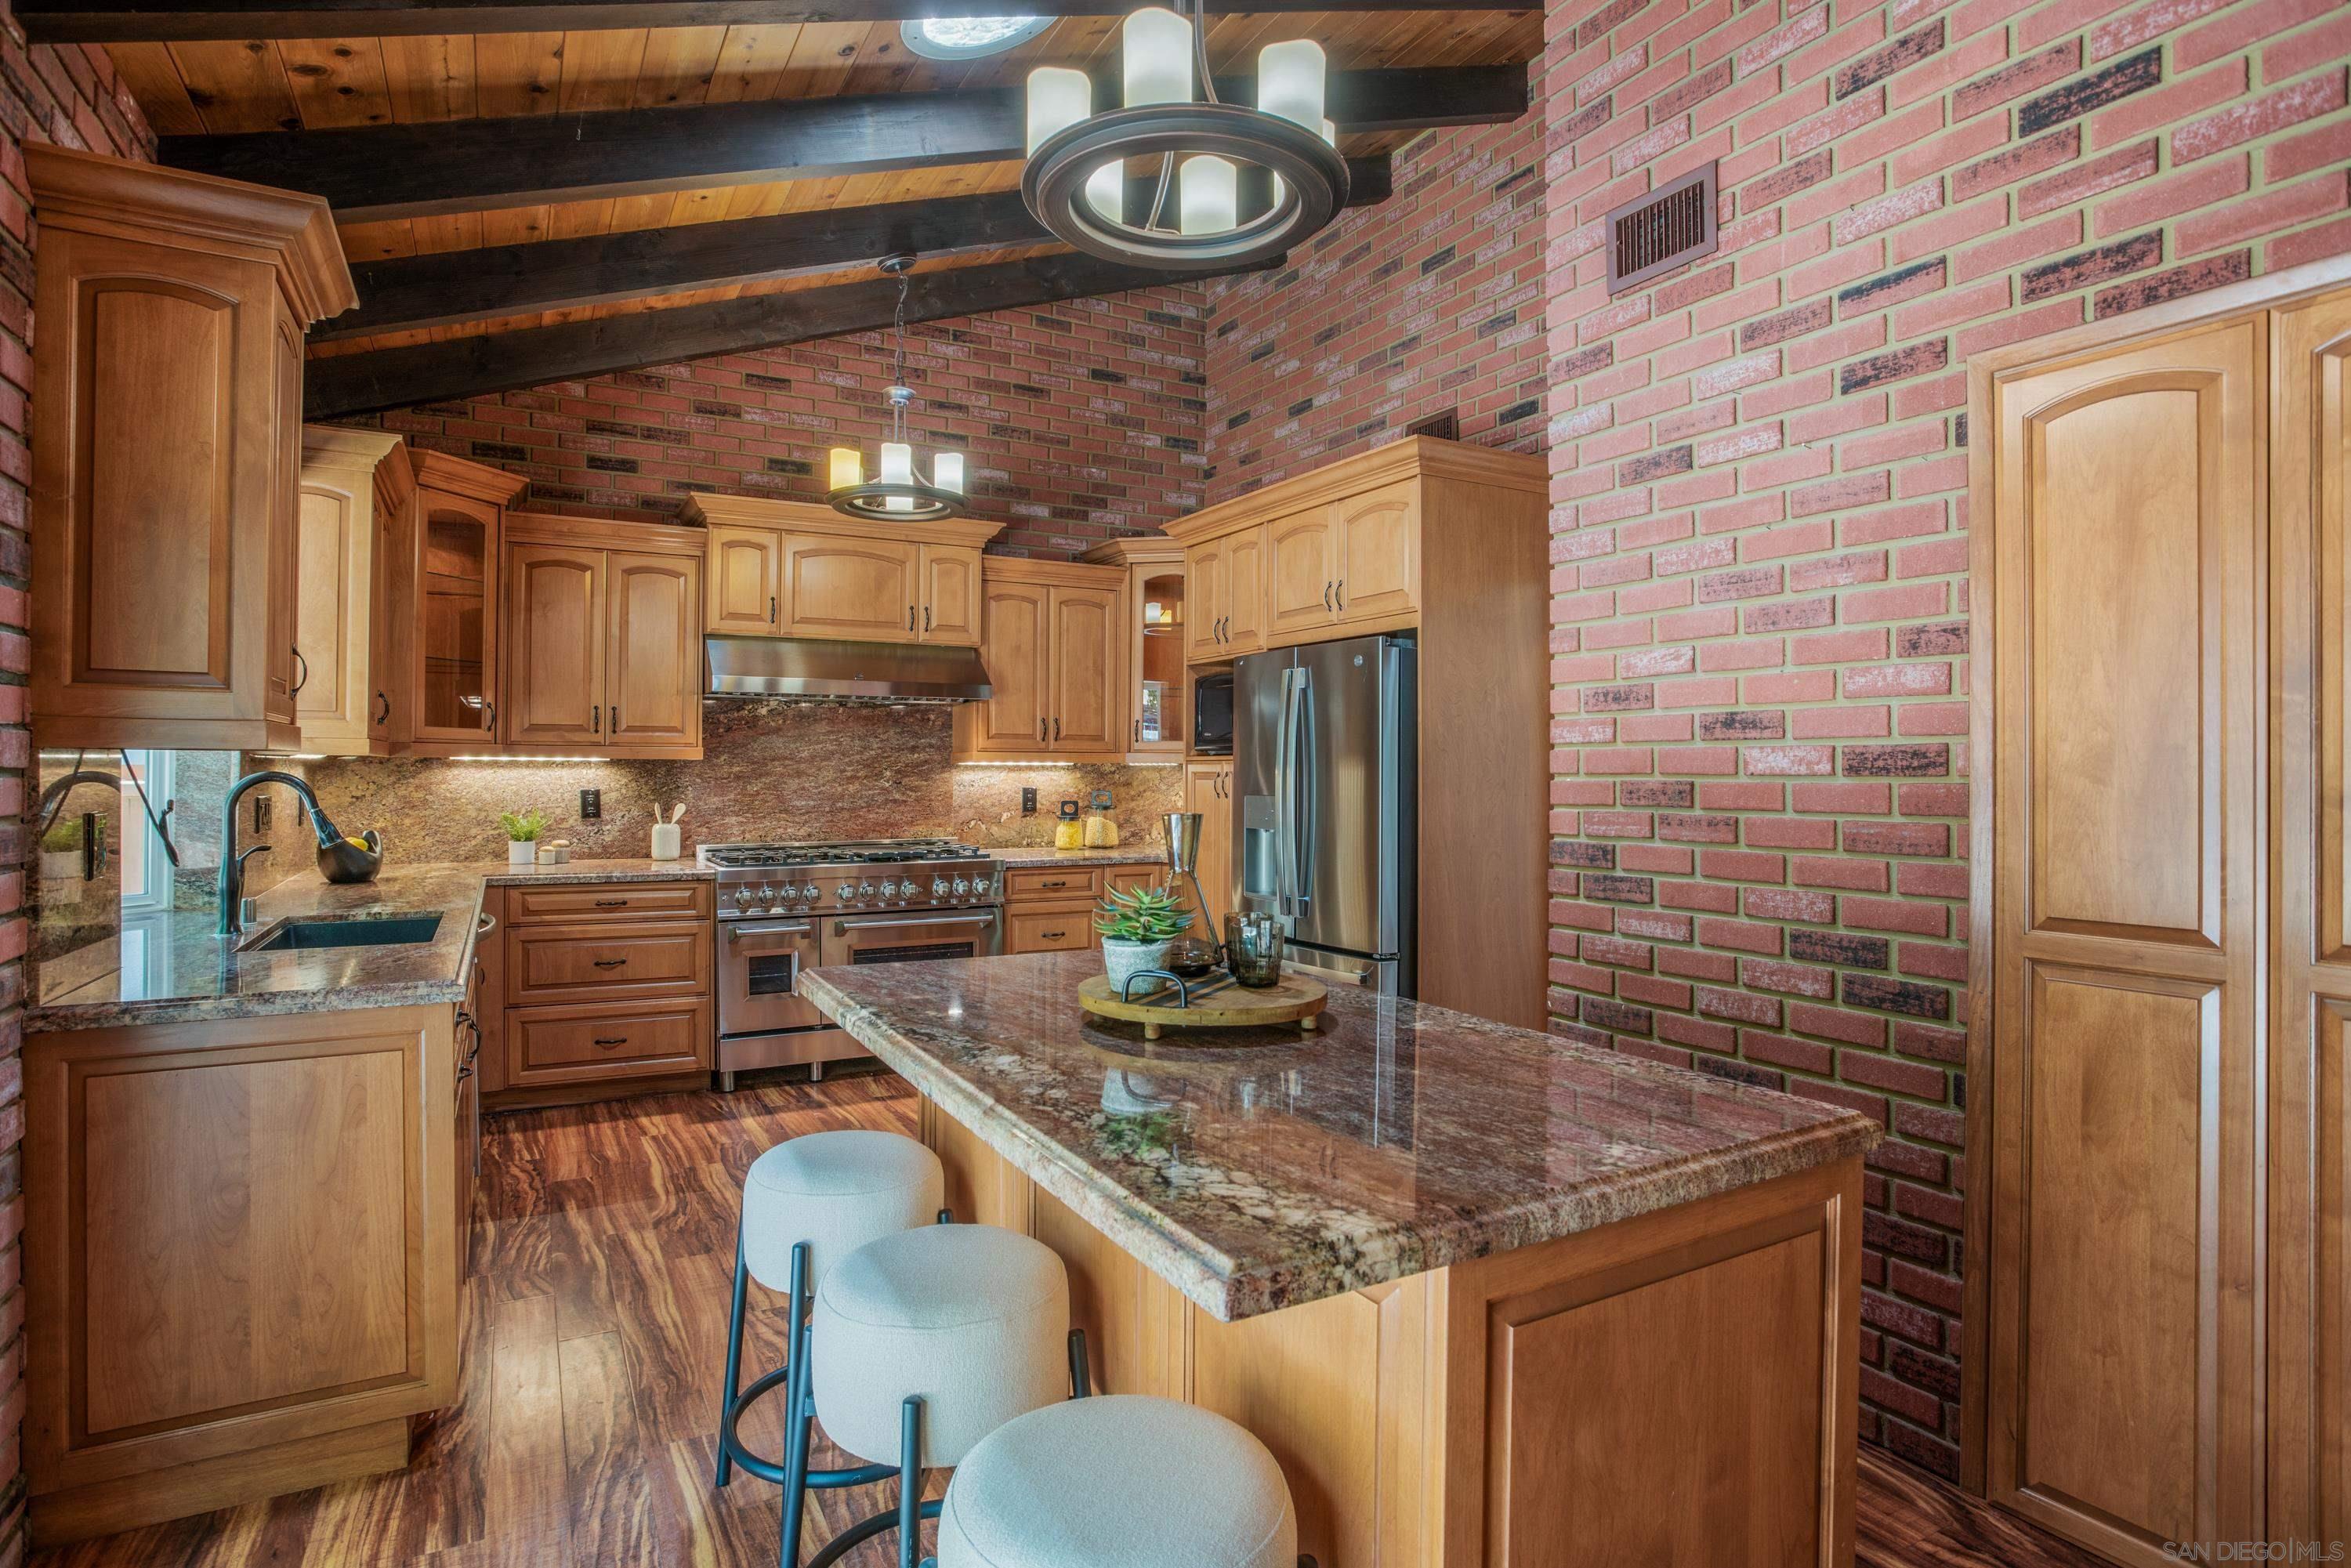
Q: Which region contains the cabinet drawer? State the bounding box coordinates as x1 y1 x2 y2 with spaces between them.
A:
1005 865 1103 904
504 919 711 1004
505 880 710 925
506 998 710 1088
1006 907 1096 954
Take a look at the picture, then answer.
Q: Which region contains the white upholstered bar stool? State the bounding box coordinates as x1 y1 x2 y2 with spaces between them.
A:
936 1393 1300 1568
792 1222 1075 1568
712 1130 944 1501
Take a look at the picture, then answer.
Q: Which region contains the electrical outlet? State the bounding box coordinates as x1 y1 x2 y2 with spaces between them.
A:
579 788 602 820
1021 787 1038 816
252 795 273 832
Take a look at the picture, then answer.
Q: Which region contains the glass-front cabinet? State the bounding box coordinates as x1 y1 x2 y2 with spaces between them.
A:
395 451 529 753
1081 535 1186 761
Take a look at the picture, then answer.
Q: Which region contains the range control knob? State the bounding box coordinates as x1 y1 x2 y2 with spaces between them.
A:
933 877 951 897
952 878 969 895
970 877 994 897
836 882 856 900
857 882 876 900
801 884 820 902
752 884 773 904
733 886 757 906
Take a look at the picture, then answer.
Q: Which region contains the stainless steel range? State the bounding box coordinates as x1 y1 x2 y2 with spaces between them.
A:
701 838 1004 1088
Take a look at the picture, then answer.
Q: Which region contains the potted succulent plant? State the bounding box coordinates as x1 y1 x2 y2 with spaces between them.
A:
498 808 547 867
1093 883 1194 990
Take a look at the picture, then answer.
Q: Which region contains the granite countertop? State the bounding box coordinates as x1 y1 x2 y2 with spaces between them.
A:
993 845 1172 868
31 858 709 1033
798 951 1882 1321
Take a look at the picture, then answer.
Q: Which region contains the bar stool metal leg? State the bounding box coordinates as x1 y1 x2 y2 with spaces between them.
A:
897 1396 926 1568
715 1217 752 1488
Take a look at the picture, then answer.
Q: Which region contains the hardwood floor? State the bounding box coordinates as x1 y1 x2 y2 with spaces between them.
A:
32 1066 2107 1568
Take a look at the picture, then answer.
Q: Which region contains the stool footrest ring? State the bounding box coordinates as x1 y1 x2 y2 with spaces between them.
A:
802 1497 941 1568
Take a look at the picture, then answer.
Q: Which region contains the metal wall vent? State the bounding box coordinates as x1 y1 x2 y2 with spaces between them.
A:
1604 164 1719 295
1404 408 1461 442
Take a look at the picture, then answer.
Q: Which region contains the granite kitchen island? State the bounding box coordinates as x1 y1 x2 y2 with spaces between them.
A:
799 951 1882 1568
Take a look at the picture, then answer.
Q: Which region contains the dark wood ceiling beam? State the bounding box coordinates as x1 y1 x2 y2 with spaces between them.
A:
162 64 1522 223
320 158 1391 341
304 248 1275 418
23 0 1529 44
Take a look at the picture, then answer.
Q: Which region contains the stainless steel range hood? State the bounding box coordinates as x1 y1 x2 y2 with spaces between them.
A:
703 636 993 704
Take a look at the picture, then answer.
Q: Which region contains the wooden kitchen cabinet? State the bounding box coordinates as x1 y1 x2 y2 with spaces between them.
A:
1182 761 1235 938
1002 863 1102 955
1266 508 1339 638
488 877 714 1108
294 428 405 755
1081 535 1187 759
25 1005 459 1544
952 558 1128 761
686 494 1001 646
1186 526 1265 658
25 145 356 752
382 450 527 754
502 515 704 759
706 523 782 633
1332 483 1419 622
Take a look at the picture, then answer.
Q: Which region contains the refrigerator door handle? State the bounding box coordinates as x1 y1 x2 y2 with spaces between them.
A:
1292 668 1315 911
1275 665 1301 914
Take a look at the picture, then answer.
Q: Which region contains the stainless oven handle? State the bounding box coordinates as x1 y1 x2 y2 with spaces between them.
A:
832 910 999 935
726 922 815 941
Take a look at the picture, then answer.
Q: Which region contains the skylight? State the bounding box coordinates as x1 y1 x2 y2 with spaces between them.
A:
900 16 1052 58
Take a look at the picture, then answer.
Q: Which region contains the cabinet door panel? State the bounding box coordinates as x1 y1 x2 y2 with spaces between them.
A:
1049 585 1122 752
295 479 361 738
266 310 302 723
1224 527 1266 653
784 535 918 642
1186 541 1227 659
1181 762 1234 937
1335 484 1418 622
920 545 984 645
706 525 781 634
1986 317 2261 1564
972 578 1049 752
607 552 701 749
503 545 606 746
415 491 500 744
1265 511 1336 638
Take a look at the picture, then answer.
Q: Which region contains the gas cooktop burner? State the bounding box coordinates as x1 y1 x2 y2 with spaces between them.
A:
701 838 986 868
698 838 1004 919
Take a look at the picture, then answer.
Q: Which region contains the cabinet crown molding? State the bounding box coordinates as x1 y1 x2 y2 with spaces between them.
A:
300 425 404 472
680 490 1004 550
1079 534 1184 568
1166 435 1545 544
24 143 356 325
984 556 1128 589
505 510 705 556
411 447 531 505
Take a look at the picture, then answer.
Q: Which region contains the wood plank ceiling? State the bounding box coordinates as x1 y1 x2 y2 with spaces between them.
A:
90 6 1538 410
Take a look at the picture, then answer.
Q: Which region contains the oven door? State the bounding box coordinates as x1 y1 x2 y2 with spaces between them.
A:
823 907 1002 969
719 918 827 1036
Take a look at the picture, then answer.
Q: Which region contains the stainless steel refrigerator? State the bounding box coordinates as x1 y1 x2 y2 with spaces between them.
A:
1233 634 1416 997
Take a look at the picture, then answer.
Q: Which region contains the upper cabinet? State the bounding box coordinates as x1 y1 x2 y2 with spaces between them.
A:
1080 535 1186 760
294 428 404 756
381 450 528 754
24 145 356 751
1171 440 1517 666
685 494 999 647
953 558 1128 762
502 515 704 759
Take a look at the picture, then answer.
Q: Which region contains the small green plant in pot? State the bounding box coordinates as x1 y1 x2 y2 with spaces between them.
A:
1094 883 1194 990
498 808 548 866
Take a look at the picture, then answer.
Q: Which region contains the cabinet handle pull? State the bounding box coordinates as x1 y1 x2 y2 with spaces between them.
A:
1323 581 1333 611
1041 878 1067 889
291 645 309 696
592 958 629 969
1040 930 1066 940
592 704 601 734
1133 718 1140 745
770 595 778 625
1336 579 1345 610
592 1036 629 1047
1039 717 1049 741
610 705 620 732
1053 715 1062 741
909 604 917 631
375 690 391 725
593 899 629 907
924 603 932 632
483 700 496 733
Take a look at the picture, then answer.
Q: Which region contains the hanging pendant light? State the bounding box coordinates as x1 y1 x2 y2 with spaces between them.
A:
1021 2 1348 272
826 255 969 523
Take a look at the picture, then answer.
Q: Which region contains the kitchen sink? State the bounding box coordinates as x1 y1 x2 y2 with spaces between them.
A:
243 912 444 951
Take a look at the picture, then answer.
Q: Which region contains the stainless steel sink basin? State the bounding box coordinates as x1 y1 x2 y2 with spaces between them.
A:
243 912 444 951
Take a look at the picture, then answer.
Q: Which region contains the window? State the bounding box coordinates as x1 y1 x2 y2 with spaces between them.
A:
117 749 177 914
899 16 1050 58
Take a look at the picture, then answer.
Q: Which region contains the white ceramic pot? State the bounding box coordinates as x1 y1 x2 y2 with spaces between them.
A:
1102 936 1174 993
40 850 80 882
650 822 683 861
508 840 538 866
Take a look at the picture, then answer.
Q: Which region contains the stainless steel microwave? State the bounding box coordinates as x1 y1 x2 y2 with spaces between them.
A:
1192 671 1234 755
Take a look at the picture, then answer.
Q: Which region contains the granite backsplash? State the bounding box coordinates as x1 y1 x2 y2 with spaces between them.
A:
288 701 1184 869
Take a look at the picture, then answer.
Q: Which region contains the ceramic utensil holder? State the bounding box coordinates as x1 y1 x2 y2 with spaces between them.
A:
650 822 682 861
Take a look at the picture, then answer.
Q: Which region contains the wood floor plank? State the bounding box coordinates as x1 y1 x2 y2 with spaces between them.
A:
31 1066 2082 1568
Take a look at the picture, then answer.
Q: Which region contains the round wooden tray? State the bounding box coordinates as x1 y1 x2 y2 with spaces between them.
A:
1078 972 1328 1041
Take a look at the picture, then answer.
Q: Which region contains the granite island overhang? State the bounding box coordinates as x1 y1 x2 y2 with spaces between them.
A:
799 949 1884 1566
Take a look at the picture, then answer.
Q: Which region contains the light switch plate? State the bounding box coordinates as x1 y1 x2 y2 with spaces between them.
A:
1021 788 1038 816
579 788 602 820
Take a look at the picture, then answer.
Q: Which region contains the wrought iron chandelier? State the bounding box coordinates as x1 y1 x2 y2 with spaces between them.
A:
826 255 968 522
1022 2 1347 271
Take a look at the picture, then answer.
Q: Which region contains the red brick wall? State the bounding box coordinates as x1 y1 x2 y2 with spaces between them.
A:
1539 0 2350 1476
1199 117 1550 504
353 285 1209 558
0 13 155 1555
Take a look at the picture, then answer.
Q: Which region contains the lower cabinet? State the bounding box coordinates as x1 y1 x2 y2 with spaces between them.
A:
1003 864 1104 956
24 1005 460 1546
484 878 714 1107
